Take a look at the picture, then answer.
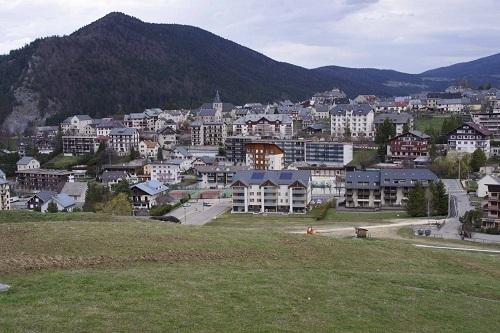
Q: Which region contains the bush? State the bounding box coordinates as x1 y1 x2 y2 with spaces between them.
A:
311 199 336 221
149 201 183 216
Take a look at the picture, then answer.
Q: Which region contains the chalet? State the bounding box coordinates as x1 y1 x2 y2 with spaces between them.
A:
447 122 491 156
130 180 169 210
387 130 430 161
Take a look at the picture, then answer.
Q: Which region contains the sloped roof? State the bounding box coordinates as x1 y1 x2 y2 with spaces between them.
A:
346 169 438 189
17 156 37 165
330 104 373 116
231 170 311 187
100 170 130 183
233 114 293 125
131 180 168 196
33 191 57 203
61 182 88 197
374 112 413 125
52 193 76 208
110 128 138 136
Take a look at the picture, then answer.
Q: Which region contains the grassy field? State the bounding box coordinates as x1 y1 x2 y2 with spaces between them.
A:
209 209 408 230
42 153 81 169
0 215 499 332
348 148 378 167
0 210 142 223
414 116 446 132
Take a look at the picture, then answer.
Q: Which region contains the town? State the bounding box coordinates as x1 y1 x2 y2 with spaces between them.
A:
1 86 499 239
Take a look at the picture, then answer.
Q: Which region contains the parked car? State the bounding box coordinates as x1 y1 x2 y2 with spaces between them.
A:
417 229 424 236
151 215 181 224
424 229 431 236
182 203 191 207
203 202 212 207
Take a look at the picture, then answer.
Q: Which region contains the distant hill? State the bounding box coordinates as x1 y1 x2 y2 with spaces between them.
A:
0 12 499 133
421 52 500 87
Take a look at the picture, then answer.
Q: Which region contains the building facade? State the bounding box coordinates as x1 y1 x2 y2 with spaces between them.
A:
190 121 227 146
0 179 10 210
471 112 500 138
374 112 413 135
109 128 140 156
245 142 284 170
230 170 312 214
330 104 375 139
232 114 293 139
62 135 100 156
16 169 74 192
387 130 430 161
482 183 500 230
447 122 491 156
345 169 438 208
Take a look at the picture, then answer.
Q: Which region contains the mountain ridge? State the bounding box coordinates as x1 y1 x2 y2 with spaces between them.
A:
0 12 498 133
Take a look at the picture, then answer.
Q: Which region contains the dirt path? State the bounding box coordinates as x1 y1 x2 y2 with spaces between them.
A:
290 218 442 238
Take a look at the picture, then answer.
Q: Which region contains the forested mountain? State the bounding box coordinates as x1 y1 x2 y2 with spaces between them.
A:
0 12 498 133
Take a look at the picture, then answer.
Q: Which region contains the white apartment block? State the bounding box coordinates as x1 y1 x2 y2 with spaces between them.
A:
109 128 140 156
230 170 312 214
61 115 94 134
330 104 375 139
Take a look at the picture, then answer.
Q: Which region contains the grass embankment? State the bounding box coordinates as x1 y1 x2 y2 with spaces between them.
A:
414 115 446 133
348 148 378 167
0 216 499 332
42 154 81 169
0 210 141 223
209 208 408 230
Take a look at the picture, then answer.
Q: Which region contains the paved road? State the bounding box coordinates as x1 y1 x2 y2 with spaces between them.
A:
437 179 471 240
167 198 231 225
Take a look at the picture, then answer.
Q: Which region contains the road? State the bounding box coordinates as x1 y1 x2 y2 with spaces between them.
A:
436 179 471 240
167 198 231 225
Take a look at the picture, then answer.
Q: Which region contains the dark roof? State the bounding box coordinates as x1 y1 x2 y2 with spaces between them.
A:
231 170 311 187
100 170 130 182
110 128 138 136
449 122 492 136
33 191 57 203
330 104 373 116
374 112 413 124
390 130 430 141
346 169 438 189
427 92 462 99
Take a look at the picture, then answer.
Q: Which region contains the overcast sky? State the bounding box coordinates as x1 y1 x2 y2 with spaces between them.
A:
1 0 500 73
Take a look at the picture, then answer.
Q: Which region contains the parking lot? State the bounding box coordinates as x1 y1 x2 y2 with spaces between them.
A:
167 198 232 225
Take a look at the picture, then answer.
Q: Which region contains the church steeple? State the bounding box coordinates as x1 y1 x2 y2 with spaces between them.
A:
213 90 221 104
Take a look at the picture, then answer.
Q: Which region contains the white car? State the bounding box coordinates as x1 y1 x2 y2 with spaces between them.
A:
182 203 191 207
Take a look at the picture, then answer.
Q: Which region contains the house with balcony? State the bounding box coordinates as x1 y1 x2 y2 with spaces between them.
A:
447 122 491 156
232 114 293 139
195 165 250 189
230 170 312 214
130 180 169 210
345 169 438 209
387 130 430 162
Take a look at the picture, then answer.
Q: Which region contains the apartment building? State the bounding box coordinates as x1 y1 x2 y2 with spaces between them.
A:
226 137 353 167
230 170 312 214
138 140 159 159
471 112 500 138
109 128 140 156
387 130 430 161
190 121 227 146
330 104 375 139
124 109 163 132
447 122 491 156
195 165 250 189
148 159 191 184
345 169 438 208
0 178 10 210
245 142 284 170
62 135 100 156
61 115 94 134
16 169 74 192
232 114 293 139
482 182 500 230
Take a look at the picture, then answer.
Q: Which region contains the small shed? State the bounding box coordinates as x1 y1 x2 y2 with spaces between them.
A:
355 227 368 238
